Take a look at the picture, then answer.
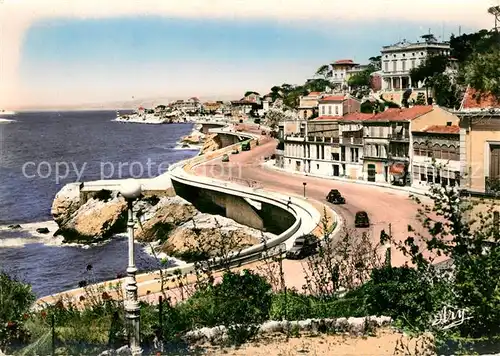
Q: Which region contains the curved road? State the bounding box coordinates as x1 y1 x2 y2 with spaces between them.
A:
195 124 423 266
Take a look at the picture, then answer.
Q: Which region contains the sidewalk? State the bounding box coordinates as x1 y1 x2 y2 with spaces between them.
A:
262 160 429 197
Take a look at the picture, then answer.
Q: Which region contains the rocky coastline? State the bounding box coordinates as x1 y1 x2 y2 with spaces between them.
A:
49 183 269 260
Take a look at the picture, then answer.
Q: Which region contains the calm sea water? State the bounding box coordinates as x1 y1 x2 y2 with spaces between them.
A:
0 111 198 296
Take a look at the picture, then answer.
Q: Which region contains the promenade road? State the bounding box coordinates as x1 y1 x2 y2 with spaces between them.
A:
194 123 424 267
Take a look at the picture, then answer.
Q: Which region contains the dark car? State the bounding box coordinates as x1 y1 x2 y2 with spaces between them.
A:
326 189 346 204
241 142 251 151
354 211 370 228
286 234 319 260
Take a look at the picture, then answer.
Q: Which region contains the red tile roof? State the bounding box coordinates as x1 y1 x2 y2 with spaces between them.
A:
422 125 460 134
365 106 434 122
461 87 500 110
308 91 321 96
313 115 343 121
339 112 375 122
333 59 357 65
319 95 345 102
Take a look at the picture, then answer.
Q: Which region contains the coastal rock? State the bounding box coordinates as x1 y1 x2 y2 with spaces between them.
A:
51 183 82 226
135 196 198 242
160 213 264 258
36 227 50 234
54 196 127 242
199 134 222 154
8 224 21 229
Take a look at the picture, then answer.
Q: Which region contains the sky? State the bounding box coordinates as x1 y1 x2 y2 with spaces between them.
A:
0 0 498 110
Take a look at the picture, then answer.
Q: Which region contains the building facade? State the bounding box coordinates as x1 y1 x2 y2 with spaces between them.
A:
411 125 461 190
317 95 361 118
381 38 451 91
330 59 359 90
298 92 322 120
458 88 500 194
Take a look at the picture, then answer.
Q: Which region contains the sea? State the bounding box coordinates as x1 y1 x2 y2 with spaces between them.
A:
0 111 198 297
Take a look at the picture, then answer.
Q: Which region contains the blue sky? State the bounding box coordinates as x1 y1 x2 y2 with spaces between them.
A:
16 16 479 108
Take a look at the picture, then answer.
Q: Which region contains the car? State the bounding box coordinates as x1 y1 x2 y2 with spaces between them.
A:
241 142 251 151
354 211 370 228
221 154 229 162
286 234 319 260
326 189 346 204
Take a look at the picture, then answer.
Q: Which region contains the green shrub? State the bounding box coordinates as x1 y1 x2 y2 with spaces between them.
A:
269 289 312 321
364 267 437 329
0 272 36 351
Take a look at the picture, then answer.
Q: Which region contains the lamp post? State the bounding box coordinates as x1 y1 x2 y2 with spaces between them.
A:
303 182 307 198
119 179 142 356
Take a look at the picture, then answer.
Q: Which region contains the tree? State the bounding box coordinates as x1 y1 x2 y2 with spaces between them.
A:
368 56 382 71
264 100 298 129
315 64 331 79
348 70 371 89
414 92 426 105
462 50 500 101
304 78 331 93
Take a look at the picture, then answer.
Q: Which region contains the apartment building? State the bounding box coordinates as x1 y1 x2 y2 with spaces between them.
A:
339 113 374 179
457 88 500 195
283 118 340 176
318 95 361 118
381 37 451 91
411 125 461 190
298 92 322 120
362 105 458 184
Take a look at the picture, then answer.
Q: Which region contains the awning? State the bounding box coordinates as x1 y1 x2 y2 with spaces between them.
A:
389 162 406 176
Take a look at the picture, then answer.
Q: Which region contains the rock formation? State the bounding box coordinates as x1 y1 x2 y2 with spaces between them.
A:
54 193 127 243
51 183 81 226
199 134 222 154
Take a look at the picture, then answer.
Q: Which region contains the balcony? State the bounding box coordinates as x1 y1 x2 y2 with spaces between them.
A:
306 136 340 144
485 177 500 194
285 135 305 142
388 133 410 142
341 137 363 145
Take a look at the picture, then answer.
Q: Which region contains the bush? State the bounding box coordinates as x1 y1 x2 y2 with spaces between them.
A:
269 289 312 321
0 272 36 351
254 118 261 124
364 266 439 329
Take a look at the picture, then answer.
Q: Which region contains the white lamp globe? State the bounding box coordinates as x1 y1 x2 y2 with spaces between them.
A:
120 179 142 200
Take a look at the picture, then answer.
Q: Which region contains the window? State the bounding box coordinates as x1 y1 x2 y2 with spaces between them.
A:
335 106 339 115
316 164 319 169
413 143 421 156
411 59 416 68
442 177 449 186
433 144 441 159
332 153 340 161
393 61 397 72
328 106 332 115
321 106 325 115
402 61 406 71
441 146 449 160
420 166 427 182
435 169 441 184
375 145 379 157
384 62 389 71
413 166 420 182
427 167 434 183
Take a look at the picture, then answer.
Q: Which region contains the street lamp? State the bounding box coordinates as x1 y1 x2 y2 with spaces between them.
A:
120 179 143 356
303 182 307 198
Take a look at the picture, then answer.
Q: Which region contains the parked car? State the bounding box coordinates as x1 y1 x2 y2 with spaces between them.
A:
354 211 370 228
286 234 319 260
222 154 229 162
241 142 251 151
326 189 346 204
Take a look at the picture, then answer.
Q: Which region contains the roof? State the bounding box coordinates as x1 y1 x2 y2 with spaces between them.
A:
339 112 375 122
308 91 321 96
421 125 460 134
319 95 345 102
313 115 342 121
365 106 434 122
460 87 500 111
332 59 358 66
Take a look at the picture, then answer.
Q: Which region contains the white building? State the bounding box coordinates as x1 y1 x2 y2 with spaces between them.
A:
381 37 451 91
338 113 373 179
318 95 361 118
330 59 359 90
411 125 461 189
